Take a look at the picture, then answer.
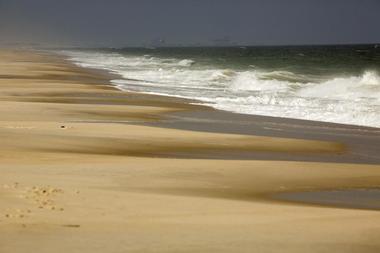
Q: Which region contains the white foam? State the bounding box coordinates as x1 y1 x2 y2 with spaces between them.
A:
361 70 380 85
258 70 316 83
178 59 195 67
230 71 291 92
299 70 380 100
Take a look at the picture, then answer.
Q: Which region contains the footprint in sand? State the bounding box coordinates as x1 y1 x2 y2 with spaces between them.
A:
1 183 66 220
26 185 65 211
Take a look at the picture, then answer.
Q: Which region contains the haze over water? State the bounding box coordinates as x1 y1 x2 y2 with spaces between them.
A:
62 44 380 128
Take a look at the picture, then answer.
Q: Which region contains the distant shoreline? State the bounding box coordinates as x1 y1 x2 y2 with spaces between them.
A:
2 42 379 50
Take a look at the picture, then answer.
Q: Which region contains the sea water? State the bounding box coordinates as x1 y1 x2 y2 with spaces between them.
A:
60 45 380 128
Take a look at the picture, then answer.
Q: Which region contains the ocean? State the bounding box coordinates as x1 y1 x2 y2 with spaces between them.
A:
60 45 380 128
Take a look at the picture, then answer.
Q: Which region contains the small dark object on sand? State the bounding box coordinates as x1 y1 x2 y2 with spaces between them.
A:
62 224 80 228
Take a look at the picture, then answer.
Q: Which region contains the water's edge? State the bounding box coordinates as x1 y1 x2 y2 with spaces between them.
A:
57 46 380 128
274 188 380 211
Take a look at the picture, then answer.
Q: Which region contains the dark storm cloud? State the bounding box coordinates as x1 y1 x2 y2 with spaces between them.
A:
0 0 379 47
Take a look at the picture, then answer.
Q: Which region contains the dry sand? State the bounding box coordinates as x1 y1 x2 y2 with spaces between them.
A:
1 49 380 253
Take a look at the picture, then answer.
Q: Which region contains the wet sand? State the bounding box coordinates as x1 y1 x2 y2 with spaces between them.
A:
275 188 380 211
142 108 380 163
1 49 380 253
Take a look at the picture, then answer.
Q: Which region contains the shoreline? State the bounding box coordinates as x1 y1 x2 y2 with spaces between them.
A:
55 50 380 133
57 48 380 131
1 49 380 253
273 188 380 211
56 50 380 164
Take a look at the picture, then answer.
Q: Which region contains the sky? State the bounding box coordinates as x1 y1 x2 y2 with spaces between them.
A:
0 0 379 47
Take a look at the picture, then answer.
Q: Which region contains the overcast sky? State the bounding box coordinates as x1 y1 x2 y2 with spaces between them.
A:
0 0 379 47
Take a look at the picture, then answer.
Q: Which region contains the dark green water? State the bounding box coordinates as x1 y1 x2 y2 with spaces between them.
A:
113 44 380 80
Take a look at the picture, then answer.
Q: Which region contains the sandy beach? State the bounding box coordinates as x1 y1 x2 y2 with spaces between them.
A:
1 49 380 253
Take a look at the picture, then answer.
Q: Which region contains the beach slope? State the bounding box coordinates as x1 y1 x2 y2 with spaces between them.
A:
1 49 380 253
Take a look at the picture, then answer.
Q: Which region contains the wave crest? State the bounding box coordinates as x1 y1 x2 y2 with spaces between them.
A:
258 70 314 83
360 70 380 85
178 59 195 67
299 70 380 100
230 71 291 91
